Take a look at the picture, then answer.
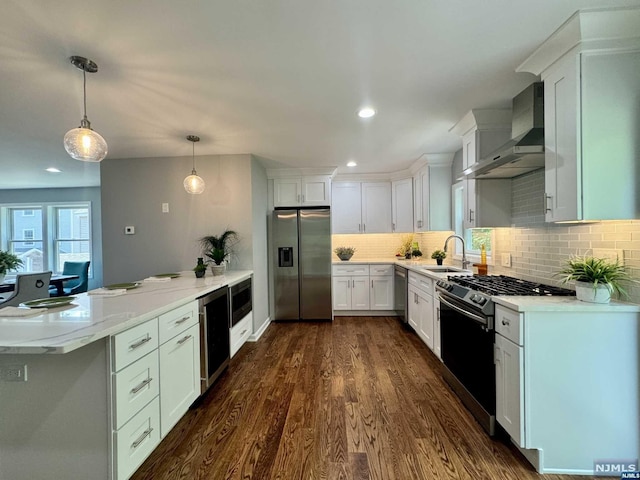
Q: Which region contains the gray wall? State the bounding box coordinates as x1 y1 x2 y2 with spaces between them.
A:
100 153 270 330
451 148 463 180
0 187 103 289
250 157 269 333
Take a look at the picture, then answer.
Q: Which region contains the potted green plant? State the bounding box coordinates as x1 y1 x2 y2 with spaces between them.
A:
431 249 447 266
398 235 414 259
200 230 238 276
334 246 355 261
0 249 23 284
412 249 423 259
555 255 630 304
193 257 207 278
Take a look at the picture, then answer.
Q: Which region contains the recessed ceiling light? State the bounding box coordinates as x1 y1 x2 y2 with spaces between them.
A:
347 161 357 167
357 107 376 118
46 167 62 173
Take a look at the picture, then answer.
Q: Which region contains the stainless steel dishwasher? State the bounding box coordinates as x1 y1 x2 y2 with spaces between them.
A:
394 265 408 324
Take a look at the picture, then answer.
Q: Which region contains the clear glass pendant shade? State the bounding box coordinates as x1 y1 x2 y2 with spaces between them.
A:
184 170 205 194
64 126 108 162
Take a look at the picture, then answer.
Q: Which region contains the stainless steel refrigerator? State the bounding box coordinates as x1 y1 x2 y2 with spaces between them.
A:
272 208 332 321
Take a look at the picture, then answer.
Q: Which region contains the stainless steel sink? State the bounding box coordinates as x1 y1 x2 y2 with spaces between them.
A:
419 266 466 273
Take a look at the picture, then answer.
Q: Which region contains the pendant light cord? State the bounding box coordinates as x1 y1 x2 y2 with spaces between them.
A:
83 69 87 119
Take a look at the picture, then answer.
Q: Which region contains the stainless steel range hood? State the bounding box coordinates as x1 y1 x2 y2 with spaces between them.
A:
463 82 545 179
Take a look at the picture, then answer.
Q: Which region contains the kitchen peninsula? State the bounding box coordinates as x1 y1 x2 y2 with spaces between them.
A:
0 270 252 480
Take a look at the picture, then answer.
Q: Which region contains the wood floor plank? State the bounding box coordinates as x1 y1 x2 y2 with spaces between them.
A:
131 316 604 480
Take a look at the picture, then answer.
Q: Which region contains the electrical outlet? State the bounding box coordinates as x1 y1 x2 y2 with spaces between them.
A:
0 364 27 382
124 226 135 235
501 253 512 268
162 203 169 213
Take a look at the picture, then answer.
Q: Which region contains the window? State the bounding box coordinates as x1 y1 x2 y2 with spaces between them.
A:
452 181 494 262
0 203 92 275
22 229 35 246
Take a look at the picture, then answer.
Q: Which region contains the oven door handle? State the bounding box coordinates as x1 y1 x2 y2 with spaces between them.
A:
437 294 488 327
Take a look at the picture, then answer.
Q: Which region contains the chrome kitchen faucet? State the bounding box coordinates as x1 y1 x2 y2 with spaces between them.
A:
443 235 471 270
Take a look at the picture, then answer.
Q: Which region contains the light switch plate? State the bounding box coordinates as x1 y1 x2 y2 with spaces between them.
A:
162 203 169 213
501 253 512 267
124 226 135 235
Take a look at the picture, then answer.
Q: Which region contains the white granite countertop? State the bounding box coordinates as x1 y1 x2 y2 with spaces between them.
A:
0 270 252 355
332 259 640 312
492 295 640 313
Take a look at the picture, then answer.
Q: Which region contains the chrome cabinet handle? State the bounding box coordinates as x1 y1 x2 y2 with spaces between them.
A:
297 194 301 203
358 223 361 232
371 280 373 288
132 428 153 449
544 194 552 213
177 334 192 345
501 319 510 326
175 316 189 325
469 209 475 222
363 224 366 233
129 336 151 350
130 377 152 394
302 194 305 203
240 329 248 336
392 222 396 231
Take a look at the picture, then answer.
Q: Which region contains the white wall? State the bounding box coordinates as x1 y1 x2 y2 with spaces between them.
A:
250 158 269 333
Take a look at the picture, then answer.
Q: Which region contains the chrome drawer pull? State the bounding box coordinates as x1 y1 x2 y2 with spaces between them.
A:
129 336 151 350
130 377 152 394
177 334 192 345
131 428 153 449
502 319 510 326
175 316 190 325
240 330 248 336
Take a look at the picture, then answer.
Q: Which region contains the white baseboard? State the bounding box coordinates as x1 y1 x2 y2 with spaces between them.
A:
248 316 270 342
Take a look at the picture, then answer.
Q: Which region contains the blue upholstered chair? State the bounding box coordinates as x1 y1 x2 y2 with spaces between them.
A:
49 261 90 297
0 271 53 307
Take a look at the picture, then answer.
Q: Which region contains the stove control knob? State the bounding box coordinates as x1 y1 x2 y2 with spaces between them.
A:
477 297 487 306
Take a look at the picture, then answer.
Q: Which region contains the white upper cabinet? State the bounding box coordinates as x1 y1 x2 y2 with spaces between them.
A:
361 182 392 233
332 181 392 234
413 156 453 232
517 8 640 222
391 178 413 233
331 182 362 233
452 111 512 229
273 175 331 207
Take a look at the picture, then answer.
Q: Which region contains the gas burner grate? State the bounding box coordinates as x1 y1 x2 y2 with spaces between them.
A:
447 275 575 297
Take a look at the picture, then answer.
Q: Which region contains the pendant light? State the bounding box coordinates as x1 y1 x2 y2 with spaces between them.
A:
184 135 205 194
64 56 108 162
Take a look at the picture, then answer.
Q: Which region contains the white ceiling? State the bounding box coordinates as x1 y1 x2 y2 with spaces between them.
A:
2 0 640 189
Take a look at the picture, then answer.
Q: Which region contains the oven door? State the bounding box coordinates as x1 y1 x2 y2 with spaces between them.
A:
438 290 496 434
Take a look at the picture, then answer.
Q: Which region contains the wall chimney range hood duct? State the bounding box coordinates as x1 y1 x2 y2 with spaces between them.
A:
463 82 545 179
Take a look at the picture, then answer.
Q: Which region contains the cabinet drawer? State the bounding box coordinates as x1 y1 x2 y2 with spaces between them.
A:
114 397 161 480
158 301 198 345
230 312 253 358
369 264 393 276
112 351 159 430
112 318 159 372
408 271 433 295
332 264 369 276
495 305 523 345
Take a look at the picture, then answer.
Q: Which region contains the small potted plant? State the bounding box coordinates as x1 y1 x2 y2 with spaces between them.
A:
200 230 239 276
334 246 355 261
193 257 207 278
412 249 423 259
431 249 447 266
399 235 414 259
0 249 23 284
556 254 630 304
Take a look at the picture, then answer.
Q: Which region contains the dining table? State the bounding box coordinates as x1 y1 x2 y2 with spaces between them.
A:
0 274 80 297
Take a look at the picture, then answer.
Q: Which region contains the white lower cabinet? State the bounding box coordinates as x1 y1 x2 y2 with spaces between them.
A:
495 332 524 445
407 271 435 350
159 322 200 437
230 312 253 358
113 397 161 480
332 264 394 312
110 301 200 480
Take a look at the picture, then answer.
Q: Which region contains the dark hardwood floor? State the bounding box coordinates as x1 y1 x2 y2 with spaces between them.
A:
132 317 602 480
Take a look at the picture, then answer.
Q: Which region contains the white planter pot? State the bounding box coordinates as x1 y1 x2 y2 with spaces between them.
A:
575 281 612 304
210 264 226 276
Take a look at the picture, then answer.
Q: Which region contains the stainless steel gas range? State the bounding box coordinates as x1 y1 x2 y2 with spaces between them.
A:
435 275 574 435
